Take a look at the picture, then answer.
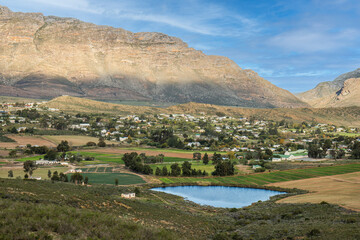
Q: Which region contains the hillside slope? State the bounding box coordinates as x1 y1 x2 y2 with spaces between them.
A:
44 96 360 127
0 5 307 108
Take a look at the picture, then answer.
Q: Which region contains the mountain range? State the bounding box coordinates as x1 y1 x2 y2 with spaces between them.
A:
0 5 308 108
298 68 360 108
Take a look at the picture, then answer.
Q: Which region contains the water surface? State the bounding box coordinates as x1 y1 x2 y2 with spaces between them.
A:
151 186 285 208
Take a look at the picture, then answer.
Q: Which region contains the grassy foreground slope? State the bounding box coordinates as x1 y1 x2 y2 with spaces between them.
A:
1 178 360 239
44 96 360 126
160 163 360 185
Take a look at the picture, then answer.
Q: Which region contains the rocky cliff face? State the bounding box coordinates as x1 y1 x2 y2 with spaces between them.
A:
0 5 308 108
298 68 360 107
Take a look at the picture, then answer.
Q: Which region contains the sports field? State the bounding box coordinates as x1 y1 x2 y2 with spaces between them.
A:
159 163 360 185
269 172 360 211
73 173 146 185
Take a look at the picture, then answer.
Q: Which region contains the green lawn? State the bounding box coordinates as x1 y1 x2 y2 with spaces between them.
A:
72 173 145 185
159 163 360 185
15 154 46 162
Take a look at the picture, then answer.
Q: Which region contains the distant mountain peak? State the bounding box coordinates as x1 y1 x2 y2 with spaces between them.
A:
298 68 360 108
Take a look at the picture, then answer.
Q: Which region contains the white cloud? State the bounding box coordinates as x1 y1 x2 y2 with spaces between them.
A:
106 1 258 37
20 0 104 14
268 28 360 53
2 0 258 36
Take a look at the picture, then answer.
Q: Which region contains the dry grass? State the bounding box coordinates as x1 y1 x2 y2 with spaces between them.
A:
42 135 113 147
45 96 360 126
0 135 56 149
268 172 360 211
43 96 160 115
0 166 70 179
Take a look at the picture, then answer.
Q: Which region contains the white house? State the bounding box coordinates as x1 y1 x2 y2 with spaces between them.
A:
121 193 136 198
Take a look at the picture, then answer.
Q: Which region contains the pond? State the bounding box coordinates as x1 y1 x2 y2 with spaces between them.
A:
151 186 285 208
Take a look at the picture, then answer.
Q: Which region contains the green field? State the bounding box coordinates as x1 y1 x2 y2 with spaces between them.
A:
70 151 124 164
160 163 360 185
15 151 193 165
77 167 114 173
162 156 193 162
15 154 46 162
119 147 222 155
150 162 215 173
328 132 360 137
73 173 145 185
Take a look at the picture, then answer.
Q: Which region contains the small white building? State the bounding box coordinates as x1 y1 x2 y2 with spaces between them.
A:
35 160 59 165
121 193 136 199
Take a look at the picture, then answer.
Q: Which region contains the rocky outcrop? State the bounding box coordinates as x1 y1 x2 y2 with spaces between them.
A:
298 68 360 107
312 78 360 108
0 5 308 108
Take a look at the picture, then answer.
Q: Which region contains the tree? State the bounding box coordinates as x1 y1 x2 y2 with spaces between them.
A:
115 178 119 186
181 161 192 176
155 167 161 176
70 173 83 184
8 150 17 158
212 152 222 165
8 170 13 178
57 140 70 152
86 141 97 146
161 166 168 176
44 149 58 160
51 171 60 181
193 152 201 160
351 142 360 159
202 153 209 165
134 187 140 196
142 165 153 175
8 126 18 134
98 137 106 147
54 120 67 130
23 160 37 177
59 172 68 182
170 163 181 176
84 176 89 185
47 170 52 178
227 151 235 160
212 160 235 176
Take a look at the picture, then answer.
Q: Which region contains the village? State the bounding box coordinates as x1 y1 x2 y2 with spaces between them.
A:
0 99 359 165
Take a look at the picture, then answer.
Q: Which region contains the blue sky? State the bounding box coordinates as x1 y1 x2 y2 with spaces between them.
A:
2 0 360 93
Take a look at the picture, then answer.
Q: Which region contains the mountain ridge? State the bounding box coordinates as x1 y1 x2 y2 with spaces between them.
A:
0 5 308 108
298 68 360 107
